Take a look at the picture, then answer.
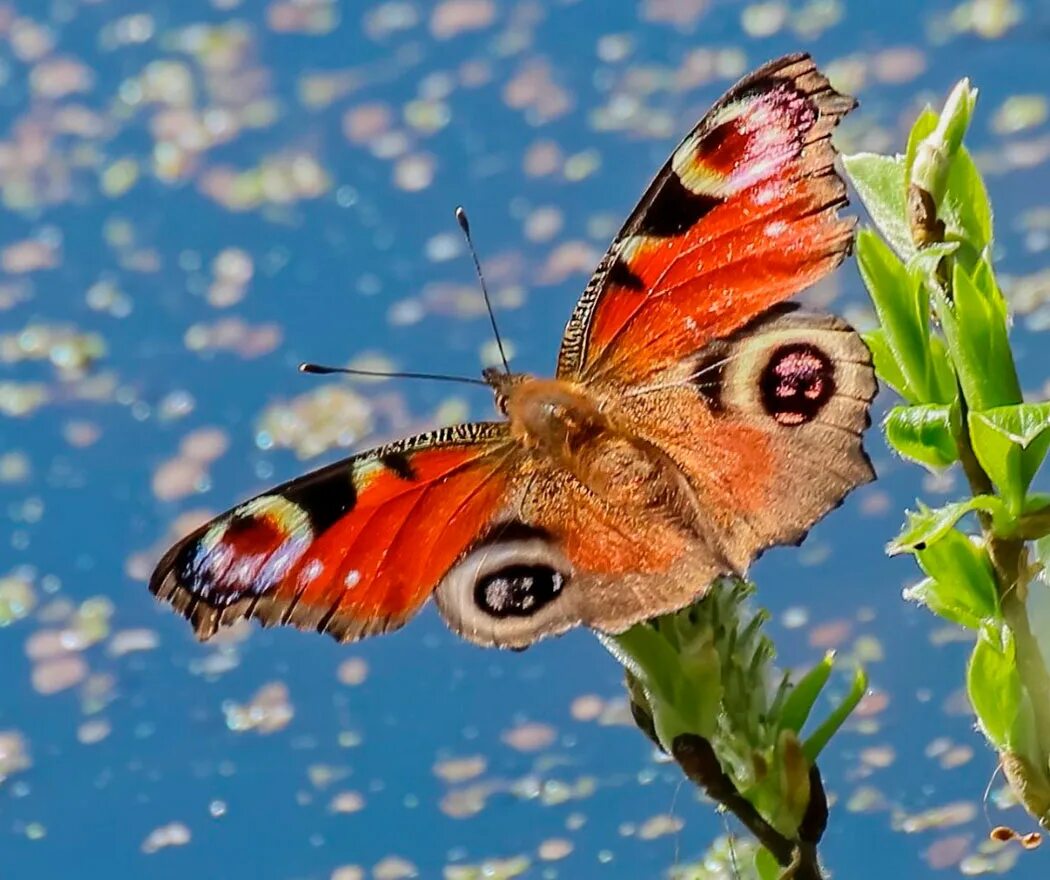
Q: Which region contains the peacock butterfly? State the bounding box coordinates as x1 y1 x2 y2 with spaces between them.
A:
150 53 875 649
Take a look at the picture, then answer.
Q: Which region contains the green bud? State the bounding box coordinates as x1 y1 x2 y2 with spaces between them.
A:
908 79 978 248
911 79 977 205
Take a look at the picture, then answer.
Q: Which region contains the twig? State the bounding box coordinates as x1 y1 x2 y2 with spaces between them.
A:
799 765 829 845
671 734 826 880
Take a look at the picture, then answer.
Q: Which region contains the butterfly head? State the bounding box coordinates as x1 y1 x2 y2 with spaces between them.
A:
483 367 529 416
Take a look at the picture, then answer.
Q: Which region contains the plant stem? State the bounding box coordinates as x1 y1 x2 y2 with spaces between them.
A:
671 734 825 880
998 547 1050 760
1009 504 1050 541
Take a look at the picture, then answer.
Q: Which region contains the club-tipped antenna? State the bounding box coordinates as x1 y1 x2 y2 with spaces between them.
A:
456 205 511 375
299 362 488 387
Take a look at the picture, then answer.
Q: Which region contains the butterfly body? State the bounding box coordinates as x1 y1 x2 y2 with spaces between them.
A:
150 54 876 650
495 374 665 505
499 374 604 451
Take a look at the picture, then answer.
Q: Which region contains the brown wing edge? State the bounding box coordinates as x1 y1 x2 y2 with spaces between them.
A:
556 52 857 379
148 422 510 644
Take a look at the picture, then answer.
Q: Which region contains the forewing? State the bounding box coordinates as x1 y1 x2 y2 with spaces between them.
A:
150 424 517 643
557 53 856 384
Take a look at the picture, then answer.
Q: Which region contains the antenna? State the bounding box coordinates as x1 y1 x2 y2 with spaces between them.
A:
456 206 511 374
298 362 488 387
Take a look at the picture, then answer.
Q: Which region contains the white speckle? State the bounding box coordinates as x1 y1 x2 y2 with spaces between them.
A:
765 220 787 236
303 559 324 582
344 570 361 589
753 185 777 206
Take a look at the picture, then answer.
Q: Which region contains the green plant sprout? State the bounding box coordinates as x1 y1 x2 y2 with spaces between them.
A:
605 580 865 880
844 79 1050 828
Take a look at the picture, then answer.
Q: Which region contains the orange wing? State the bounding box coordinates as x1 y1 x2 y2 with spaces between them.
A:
150 424 516 642
556 53 855 384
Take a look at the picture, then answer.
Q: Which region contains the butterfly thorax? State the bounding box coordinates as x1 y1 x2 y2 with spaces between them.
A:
498 375 609 456
496 374 696 526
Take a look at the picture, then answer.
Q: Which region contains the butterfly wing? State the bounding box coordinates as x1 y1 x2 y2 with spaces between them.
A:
151 54 872 651
611 305 875 576
514 54 874 632
434 316 876 648
557 53 857 384
430 453 725 648
152 419 712 650
150 424 519 643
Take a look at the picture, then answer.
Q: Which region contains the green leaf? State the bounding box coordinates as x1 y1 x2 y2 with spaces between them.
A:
970 411 1025 514
904 577 985 630
883 404 957 469
603 625 679 703
943 147 993 255
1011 496 1050 541
843 153 915 259
777 652 834 735
926 335 960 406
970 404 1050 514
802 666 867 763
754 846 781 880
967 625 1022 750
602 626 704 749
856 230 933 402
605 617 730 751
888 496 1009 555
915 527 1000 624
862 329 910 399
1036 535 1050 585
900 246 961 404
935 263 1021 412
977 403 1050 470
905 240 958 277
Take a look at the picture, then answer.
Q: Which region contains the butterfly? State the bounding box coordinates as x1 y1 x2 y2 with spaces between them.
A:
150 53 875 650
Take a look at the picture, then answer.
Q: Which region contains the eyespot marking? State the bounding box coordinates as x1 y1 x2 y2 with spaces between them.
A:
672 83 816 199
760 343 835 426
690 349 728 412
474 564 566 619
177 495 313 606
474 520 554 548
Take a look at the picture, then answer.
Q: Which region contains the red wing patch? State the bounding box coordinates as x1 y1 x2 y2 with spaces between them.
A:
556 53 856 384
150 424 515 643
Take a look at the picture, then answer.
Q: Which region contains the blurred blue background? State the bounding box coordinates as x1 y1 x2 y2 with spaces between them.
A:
2 0 1049 877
